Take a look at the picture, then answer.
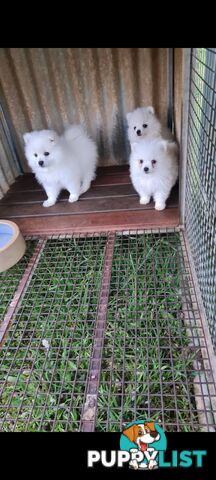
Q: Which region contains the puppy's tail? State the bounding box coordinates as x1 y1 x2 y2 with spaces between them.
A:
63 124 86 143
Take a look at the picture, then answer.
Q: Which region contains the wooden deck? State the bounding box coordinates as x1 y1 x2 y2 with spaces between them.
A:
0 166 179 234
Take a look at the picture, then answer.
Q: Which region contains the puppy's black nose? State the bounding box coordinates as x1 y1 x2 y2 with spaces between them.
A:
150 431 159 438
137 129 141 136
144 167 149 173
38 160 44 167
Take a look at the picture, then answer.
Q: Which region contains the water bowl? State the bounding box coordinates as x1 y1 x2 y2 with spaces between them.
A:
0 220 26 273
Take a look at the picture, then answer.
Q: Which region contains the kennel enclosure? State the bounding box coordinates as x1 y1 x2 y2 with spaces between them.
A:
0 48 216 432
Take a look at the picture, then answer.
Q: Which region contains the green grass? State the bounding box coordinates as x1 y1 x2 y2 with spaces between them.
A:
0 234 201 432
95 233 199 432
0 236 106 431
0 241 37 320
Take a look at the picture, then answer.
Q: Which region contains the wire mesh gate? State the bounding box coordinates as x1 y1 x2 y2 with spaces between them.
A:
185 47 216 351
0 229 215 432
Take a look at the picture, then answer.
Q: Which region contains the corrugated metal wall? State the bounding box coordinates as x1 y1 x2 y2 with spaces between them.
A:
0 131 16 200
0 48 170 178
0 102 21 199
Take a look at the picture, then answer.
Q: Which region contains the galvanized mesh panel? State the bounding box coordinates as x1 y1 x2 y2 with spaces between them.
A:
185 48 216 350
0 241 37 319
0 235 107 431
0 231 215 432
95 231 216 432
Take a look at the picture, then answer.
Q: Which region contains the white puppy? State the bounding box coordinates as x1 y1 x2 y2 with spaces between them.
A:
130 138 178 210
23 125 98 207
126 106 174 144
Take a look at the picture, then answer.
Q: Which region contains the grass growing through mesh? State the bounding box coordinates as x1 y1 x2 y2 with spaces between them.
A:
0 241 37 320
0 236 106 431
96 233 199 432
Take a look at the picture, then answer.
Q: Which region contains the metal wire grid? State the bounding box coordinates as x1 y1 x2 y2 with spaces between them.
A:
0 241 37 320
0 230 215 432
0 234 107 431
186 48 216 350
95 231 216 432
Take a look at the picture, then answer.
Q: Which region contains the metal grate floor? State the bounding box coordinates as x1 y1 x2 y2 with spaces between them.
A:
0 230 215 432
0 241 37 321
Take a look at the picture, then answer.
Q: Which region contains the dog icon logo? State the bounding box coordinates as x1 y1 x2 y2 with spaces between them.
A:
120 420 167 470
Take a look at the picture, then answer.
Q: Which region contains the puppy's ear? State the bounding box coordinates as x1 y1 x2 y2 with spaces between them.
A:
144 421 156 432
131 142 138 154
23 132 32 144
122 425 138 443
126 112 132 123
147 106 155 115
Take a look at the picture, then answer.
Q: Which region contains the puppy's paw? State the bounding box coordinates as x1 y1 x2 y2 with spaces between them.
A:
140 196 150 205
129 461 139 470
69 193 79 203
43 199 56 207
155 202 166 211
148 460 158 470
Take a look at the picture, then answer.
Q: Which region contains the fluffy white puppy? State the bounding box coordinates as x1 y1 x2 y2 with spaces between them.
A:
23 125 98 207
129 138 178 210
126 106 174 144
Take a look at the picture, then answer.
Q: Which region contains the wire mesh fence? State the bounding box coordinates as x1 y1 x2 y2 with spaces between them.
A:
186 47 216 351
0 230 215 432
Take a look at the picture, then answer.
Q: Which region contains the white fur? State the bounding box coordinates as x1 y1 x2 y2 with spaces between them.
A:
130 138 178 210
23 125 98 207
126 106 174 144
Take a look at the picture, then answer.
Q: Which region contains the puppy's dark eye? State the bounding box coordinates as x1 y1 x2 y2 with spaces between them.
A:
138 430 143 436
44 152 50 156
34 153 38 157
152 159 157 165
134 126 136 130
139 159 144 164
143 124 148 128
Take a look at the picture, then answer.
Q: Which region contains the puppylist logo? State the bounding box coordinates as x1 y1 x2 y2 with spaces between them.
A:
120 420 166 470
87 419 207 470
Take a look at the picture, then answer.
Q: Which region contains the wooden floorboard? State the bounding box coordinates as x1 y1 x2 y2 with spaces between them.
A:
9 173 131 193
11 210 180 235
0 184 137 204
0 168 179 234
